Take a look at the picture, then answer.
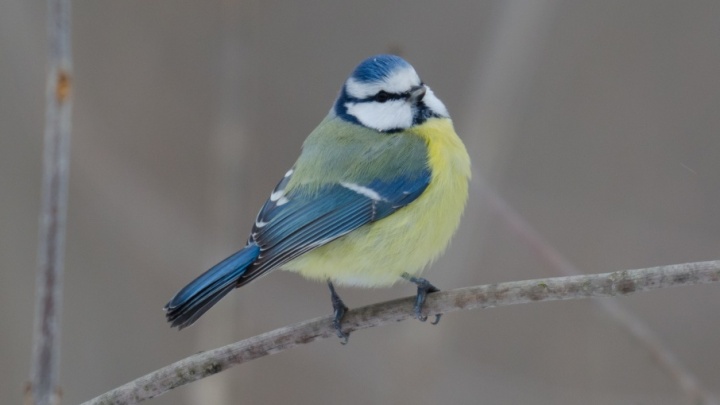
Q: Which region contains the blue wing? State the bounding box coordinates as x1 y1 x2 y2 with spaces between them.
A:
236 167 431 286
164 167 430 329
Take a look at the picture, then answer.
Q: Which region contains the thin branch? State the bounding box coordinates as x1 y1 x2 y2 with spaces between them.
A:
79 260 720 405
480 183 720 405
29 1 73 405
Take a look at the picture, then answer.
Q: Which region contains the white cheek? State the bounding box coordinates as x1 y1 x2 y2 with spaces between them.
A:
345 100 413 131
423 87 449 118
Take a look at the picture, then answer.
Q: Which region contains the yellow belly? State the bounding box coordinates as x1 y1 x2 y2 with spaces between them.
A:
282 118 471 287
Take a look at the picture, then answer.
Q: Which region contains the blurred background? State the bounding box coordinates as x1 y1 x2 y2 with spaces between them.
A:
2 1 719 404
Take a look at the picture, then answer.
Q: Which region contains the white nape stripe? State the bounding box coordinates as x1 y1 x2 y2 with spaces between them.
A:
270 189 285 202
345 66 420 99
341 182 385 201
422 86 450 118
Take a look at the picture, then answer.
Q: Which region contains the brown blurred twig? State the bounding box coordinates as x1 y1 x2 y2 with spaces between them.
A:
480 183 720 405
78 260 719 405
29 0 73 405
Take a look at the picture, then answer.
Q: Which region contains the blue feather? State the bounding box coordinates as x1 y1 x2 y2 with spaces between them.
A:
164 244 260 329
239 168 431 285
351 54 410 83
166 168 431 328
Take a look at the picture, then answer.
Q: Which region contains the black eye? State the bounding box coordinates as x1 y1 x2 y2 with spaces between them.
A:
374 91 390 103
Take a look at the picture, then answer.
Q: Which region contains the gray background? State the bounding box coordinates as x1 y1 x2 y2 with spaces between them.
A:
2 1 719 404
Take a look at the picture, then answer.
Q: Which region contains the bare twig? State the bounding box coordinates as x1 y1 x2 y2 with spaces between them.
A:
29 0 73 404
481 184 720 405
78 260 719 405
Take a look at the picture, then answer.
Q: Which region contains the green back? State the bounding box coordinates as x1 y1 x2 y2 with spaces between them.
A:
286 115 430 195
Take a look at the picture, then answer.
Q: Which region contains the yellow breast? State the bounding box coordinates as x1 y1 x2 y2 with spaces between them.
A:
283 118 471 287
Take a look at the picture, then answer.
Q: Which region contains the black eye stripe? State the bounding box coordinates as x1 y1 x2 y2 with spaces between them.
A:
353 91 408 103
374 91 390 102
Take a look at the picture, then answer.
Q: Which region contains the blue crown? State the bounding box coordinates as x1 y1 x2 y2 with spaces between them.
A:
350 54 411 83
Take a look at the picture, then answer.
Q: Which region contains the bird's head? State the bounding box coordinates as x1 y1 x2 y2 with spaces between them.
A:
333 55 449 133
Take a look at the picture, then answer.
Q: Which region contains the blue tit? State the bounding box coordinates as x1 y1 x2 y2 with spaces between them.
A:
165 54 471 342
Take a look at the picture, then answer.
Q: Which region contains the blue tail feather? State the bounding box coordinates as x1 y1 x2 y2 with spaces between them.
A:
165 244 260 329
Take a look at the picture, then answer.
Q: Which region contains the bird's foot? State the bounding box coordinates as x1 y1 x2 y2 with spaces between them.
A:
328 281 350 344
402 273 442 324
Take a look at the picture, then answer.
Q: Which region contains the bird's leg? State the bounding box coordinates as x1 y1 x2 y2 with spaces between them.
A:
401 273 442 325
327 280 350 344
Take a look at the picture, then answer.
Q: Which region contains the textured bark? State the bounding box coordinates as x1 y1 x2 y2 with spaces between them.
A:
78 260 720 405
29 1 73 405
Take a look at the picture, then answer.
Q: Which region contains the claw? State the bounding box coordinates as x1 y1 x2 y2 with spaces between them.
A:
402 273 442 324
430 314 442 325
328 281 350 344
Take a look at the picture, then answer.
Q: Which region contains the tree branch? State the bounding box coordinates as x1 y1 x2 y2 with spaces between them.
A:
480 183 720 405
30 0 73 404
79 260 720 405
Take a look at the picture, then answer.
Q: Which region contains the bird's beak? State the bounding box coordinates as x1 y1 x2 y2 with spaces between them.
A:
409 85 426 102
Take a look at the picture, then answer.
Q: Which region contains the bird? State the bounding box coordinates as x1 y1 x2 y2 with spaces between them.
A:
165 54 471 343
